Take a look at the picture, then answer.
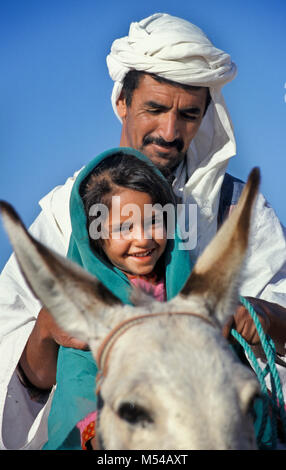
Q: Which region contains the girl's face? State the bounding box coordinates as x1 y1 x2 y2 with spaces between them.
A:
101 189 167 276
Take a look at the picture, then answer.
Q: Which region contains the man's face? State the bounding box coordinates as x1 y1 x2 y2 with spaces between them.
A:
117 74 208 172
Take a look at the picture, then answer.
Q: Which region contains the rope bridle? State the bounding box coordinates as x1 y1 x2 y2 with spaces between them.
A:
95 310 215 394
94 298 286 449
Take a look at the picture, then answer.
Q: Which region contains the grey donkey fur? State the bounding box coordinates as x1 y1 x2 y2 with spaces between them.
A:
0 168 261 449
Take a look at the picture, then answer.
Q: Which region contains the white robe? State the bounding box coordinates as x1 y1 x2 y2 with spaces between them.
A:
0 168 286 449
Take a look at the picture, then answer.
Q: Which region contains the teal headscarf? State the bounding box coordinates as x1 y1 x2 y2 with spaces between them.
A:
43 148 193 449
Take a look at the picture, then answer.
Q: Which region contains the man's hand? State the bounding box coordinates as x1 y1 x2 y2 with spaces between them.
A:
36 307 88 350
222 297 286 355
222 301 270 345
19 307 88 390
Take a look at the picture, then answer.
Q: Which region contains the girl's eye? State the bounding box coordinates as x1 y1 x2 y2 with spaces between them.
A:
144 218 156 230
121 223 133 234
144 216 165 237
152 214 164 226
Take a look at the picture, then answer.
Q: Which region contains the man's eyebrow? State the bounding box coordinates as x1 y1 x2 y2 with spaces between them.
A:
181 107 201 115
144 100 170 110
144 101 202 114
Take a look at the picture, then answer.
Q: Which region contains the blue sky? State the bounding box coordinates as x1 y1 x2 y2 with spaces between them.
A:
1 0 285 270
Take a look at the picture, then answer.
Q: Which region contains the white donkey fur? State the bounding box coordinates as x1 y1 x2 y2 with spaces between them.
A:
0 168 261 450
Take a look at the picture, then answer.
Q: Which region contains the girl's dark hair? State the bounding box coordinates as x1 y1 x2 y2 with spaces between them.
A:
80 151 175 254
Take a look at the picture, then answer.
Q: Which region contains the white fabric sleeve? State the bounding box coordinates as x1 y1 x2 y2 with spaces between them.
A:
0 169 78 449
238 193 286 398
240 192 286 306
0 208 69 449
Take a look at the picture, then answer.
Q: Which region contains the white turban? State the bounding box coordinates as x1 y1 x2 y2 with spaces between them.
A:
106 13 238 260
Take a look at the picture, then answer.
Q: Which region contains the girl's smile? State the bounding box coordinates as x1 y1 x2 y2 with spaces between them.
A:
101 189 167 276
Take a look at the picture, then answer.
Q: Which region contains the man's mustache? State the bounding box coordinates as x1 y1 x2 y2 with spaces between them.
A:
143 136 184 152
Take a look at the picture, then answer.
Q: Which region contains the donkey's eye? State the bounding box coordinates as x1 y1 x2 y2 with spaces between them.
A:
117 402 153 425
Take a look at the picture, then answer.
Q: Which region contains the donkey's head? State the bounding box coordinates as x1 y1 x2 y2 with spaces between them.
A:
0 168 261 450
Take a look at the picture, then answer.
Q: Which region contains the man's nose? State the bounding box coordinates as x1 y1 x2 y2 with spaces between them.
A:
158 112 180 143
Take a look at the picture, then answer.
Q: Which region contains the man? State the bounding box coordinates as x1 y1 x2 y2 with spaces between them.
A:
0 13 286 450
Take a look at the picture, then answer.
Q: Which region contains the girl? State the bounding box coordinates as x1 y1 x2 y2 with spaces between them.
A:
81 150 177 301
43 147 192 450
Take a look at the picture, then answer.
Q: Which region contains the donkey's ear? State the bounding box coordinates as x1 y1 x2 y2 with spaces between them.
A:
0 201 121 342
178 168 260 326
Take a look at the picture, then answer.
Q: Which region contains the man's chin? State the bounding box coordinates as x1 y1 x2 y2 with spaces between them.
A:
140 147 186 172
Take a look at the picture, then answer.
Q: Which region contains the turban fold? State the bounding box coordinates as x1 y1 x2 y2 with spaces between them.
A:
106 13 238 261
107 12 237 119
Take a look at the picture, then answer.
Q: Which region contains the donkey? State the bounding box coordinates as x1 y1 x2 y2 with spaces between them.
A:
0 168 261 450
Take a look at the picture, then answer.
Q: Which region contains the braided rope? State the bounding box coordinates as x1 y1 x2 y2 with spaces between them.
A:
231 296 286 448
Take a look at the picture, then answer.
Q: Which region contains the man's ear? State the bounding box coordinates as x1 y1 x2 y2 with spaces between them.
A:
116 91 127 120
